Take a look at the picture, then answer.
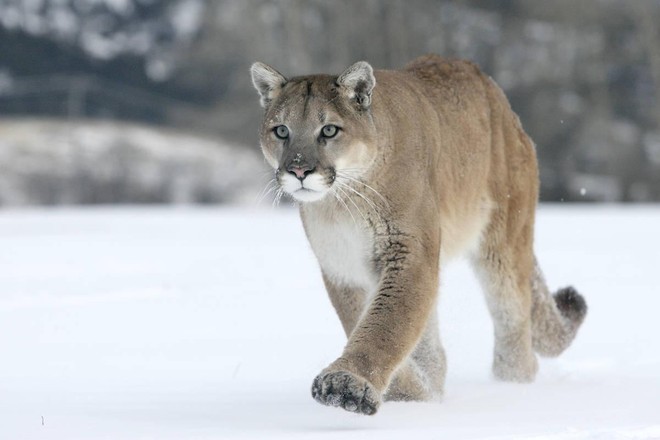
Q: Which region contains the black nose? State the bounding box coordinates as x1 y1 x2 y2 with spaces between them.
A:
287 164 315 180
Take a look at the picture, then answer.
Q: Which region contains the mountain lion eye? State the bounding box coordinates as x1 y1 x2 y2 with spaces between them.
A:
321 125 339 138
274 125 289 139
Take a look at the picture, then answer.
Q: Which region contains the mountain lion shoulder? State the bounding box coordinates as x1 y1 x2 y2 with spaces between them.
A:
250 54 587 415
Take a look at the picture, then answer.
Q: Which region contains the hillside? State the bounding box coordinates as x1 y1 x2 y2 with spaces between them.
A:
0 119 265 205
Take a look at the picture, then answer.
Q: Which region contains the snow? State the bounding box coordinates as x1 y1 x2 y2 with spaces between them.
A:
0 119 264 205
0 205 659 439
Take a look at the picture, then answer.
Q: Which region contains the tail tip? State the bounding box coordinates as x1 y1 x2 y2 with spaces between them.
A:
554 286 587 324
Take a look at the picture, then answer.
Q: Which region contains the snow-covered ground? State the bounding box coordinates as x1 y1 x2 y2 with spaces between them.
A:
0 205 659 439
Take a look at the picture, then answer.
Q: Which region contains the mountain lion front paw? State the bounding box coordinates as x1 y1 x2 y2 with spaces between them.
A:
311 370 381 415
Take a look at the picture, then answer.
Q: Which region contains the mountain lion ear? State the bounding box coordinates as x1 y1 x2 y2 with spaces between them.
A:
336 61 376 109
250 62 288 108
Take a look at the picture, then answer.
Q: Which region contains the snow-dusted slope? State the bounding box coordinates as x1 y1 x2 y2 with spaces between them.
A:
0 119 264 205
0 206 658 439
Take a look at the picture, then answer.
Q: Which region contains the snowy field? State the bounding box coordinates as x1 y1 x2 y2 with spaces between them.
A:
0 205 659 440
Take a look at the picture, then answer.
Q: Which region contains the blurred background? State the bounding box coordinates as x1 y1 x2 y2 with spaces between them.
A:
0 0 659 206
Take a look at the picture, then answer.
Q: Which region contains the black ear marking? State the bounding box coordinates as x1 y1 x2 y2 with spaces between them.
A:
337 61 376 109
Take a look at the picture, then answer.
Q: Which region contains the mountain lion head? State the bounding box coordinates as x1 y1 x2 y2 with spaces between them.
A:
251 61 378 202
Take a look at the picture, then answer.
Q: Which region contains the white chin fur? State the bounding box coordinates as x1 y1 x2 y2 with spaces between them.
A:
291 188 327 202
280 172 329 203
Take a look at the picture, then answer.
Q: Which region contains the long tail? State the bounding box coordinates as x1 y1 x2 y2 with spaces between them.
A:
531 257 587 357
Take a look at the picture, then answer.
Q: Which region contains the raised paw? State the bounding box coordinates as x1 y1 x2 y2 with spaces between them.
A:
311 370 381 415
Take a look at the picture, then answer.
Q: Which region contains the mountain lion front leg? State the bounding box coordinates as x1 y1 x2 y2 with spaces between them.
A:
322 272 443 404
321 273 368 338
312 228 440 415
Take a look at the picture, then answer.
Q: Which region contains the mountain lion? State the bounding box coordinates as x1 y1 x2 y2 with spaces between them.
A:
250 54 587 415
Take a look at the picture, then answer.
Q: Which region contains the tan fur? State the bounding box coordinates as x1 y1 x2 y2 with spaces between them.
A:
251 54 587 415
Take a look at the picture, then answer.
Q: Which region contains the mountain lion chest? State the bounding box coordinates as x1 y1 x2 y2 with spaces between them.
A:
302 211 378 292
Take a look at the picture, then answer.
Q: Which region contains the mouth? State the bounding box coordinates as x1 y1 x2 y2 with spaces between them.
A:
277 168 332 202
289 186 326 202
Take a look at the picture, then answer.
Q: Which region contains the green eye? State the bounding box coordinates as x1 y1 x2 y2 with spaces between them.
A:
321 125 339 138
274 125 289 139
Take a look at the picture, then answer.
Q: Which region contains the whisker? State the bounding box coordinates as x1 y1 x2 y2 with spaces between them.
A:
336 172 389 207
331 187 357 227
256 179 277 205
337 167 368 173
257 184 278 206
272 188 284 208
335 185 368 224
335 181 379 218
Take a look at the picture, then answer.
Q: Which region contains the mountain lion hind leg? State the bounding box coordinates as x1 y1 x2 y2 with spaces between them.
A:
384 309 446 402
472 202 587 382
472 214 540 382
